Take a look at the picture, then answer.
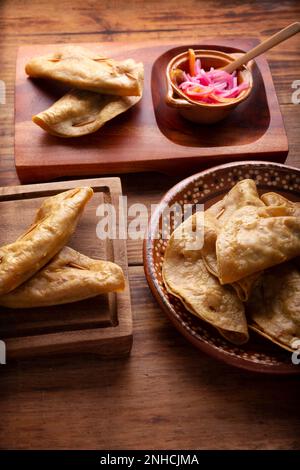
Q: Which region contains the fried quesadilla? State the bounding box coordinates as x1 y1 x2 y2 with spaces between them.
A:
0 247 125 308
202 180 264 300
261 192 300 216
162 214 249 345
32 88 142 138
247 261 300 352
0 187 93 296
25 46 143 97
216 204 300 284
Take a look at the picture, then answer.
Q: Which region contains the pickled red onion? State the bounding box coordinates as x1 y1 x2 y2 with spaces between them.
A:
175 53 249 104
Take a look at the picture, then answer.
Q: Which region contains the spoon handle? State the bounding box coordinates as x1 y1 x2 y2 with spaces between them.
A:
224 22 300 74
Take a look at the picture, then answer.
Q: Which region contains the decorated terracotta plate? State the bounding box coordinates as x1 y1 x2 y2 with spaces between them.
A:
144 161 300 374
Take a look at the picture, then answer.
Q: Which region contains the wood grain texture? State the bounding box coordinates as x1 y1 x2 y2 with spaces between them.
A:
0 177 133 359
15 39 288 183
0 0 300 450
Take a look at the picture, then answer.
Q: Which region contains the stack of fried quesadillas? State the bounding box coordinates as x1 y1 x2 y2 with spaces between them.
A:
25 45 144 137
163 179 300 351
0 188 125 308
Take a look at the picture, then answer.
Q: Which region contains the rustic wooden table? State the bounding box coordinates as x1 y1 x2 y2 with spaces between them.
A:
0 0 300 450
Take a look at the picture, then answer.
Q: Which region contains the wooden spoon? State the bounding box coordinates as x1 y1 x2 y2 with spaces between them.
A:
224 22 300 74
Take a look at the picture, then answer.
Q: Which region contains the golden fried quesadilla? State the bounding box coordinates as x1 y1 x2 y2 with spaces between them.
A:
261 192 300 216
218 178 265 217
0 247 125 308
247 261 300 352
202 180 264 300
162 215 249 345
32 88 142 137
25 46 144 97
0 187 93 296
216 204 300 284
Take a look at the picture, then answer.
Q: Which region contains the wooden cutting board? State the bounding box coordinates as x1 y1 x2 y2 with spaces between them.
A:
15 39 288 183
0 177 132 359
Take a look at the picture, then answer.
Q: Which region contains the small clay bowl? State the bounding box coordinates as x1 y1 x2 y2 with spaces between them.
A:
166 49 253 124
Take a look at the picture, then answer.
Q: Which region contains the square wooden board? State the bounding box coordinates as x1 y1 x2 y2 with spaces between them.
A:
15 39 288 183
0 177 132 359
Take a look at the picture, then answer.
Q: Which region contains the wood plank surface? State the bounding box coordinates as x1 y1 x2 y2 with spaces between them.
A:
0 0 300 450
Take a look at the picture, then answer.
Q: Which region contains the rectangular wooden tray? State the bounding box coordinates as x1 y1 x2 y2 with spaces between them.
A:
0 177 132 359
15 39 288 183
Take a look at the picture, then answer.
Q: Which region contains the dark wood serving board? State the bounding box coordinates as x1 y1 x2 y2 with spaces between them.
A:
15 39 288 183
0 177 132 359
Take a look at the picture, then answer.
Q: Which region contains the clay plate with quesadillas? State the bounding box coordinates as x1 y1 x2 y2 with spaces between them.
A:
144 161 300 374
